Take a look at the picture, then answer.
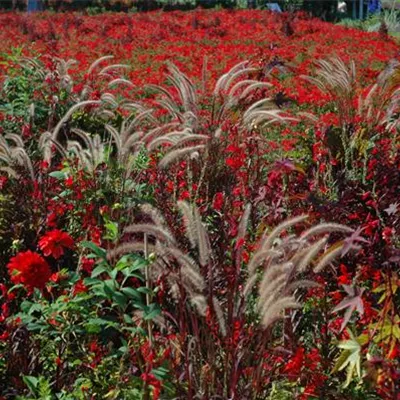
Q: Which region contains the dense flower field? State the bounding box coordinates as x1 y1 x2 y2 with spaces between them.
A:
0 9 399 400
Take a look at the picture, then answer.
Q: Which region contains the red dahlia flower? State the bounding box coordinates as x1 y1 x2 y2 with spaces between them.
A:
7 251 52 291
39 230 74 259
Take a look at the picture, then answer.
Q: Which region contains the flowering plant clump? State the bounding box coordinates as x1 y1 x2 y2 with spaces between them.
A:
7 251 52 291
0 8 399 400
38 230 74 259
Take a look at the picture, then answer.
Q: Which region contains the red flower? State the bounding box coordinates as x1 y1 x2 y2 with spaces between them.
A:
81 257 95 274
72 279 88 296
65 176 74 187
225 157 244 170
0 176 7 189
179 190 190 201
39 230 74 259
7 251 52 291
212 192 224 211
90 226 102 246
284 346 304 377
141 373 161 400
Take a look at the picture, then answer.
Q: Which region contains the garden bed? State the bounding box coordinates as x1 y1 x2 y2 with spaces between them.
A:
0 9 399 400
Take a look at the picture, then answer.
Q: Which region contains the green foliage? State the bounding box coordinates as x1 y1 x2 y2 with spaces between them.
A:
11 245 165 398
0 50 49 134
333 330 368 387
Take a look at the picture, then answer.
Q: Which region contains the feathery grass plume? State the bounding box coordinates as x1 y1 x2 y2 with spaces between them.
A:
124 224 176 245
5 134 24 148
72 128 95 154
107 242 158 263
99 64 130 77
140 203 168 230
53 58 76 91
261 214 308 251
158 144 206 169
212 297 227 337
306 57 356 95
295 237 328 274
247 249 282 277
20 57 47 80
147 130 208 152
259 261 293 295
193 205 211 267
191 295 208 316
166 62 198 116
241 215 356 329
104 110 153 175
177 201 198 248
176 201 212 267
300 223 354 240
302 56 400 139
212 62 278 125
146 63 197 125
87 55 115 75
41 56 134 162
0 135 35 180
147 130 188 151
39 132 67 161
146 124 208 170
140 123 181 145
261 297 301 329
236 204 252 246
258 265 292 314
66 132 106 174
110 201 211 331
112 201 357 337
50 100 101 142
161 246 205 292
302 57 357 127
358 60 400 132
214 61 251 96
235 204 252 266
162 133 209 151
145 60 285 169
238 81 272 100
101 93 119 109
243 101 298 130
287 280 321 292
313 244 344 273
0 166 18 179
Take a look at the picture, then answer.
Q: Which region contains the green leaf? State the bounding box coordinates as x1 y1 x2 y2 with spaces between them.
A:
58 190 72 198
123 314 133 324
112 291 127 309
86 318 111 326
91 265 109 278
333 329 364 388
110 268 119 280
143 304 161 321
116 255 143 271
81 241 107 261
103 280 117 298
20 300 33 313
121 287 142 300
137 287 152 295
23 375 39 393
104 220 118 242
151 366 169 380
48 171 67 180
84 318 117 334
